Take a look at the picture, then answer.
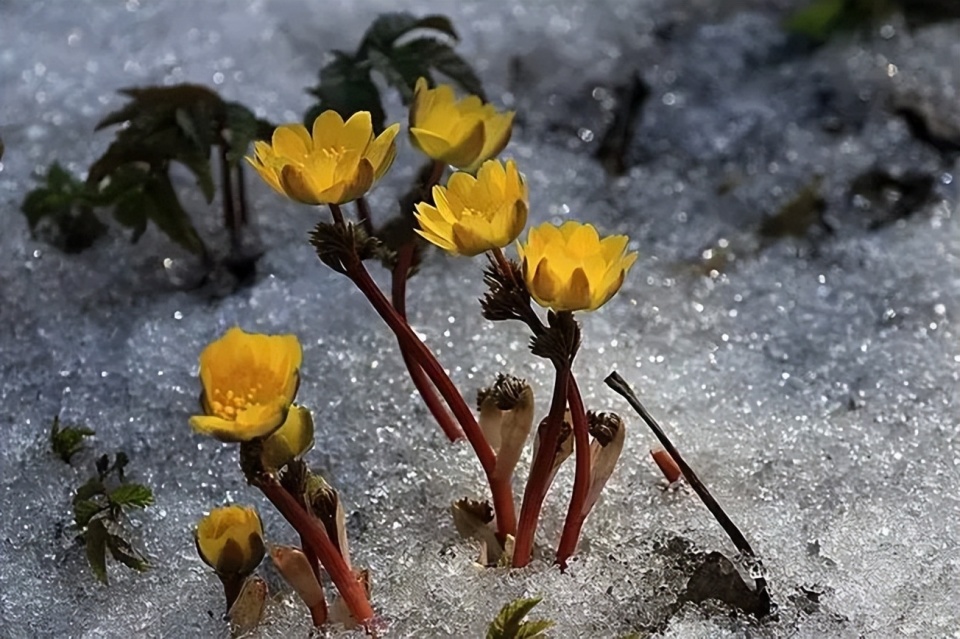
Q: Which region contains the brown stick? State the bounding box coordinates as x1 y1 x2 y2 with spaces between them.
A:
604 371 767 594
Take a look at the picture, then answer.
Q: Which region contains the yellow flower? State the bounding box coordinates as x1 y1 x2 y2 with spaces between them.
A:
195 505 265 576
409 77 514 172
190 327 302 442
260 405 315 470
414 159 528 256
518 221 638 312
247 111 400 205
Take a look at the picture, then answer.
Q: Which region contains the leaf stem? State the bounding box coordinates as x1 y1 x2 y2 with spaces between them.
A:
513 363 570 567
392 242 463 442
345 254 516 538
555 374 590 569
252 472 374 627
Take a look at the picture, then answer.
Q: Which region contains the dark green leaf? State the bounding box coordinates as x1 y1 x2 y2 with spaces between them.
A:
487 597 553 639
96 454 111 479
20 163 106 253
74 477 106 503
113 452 130 481
784 0 897 40
361 13 458 53
224 102 273 165
141 173 207 255
74 499 106 529
307 52 385 132
50 416 95 464
85 518 109 584
106 533 149 573
386 38 486 102
109 483 154 510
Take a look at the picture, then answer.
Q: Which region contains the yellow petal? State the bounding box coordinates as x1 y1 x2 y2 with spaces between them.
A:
279 165 322 204
444 120 486 169
365 123 400 180
272 124 312 160
311 110 346 147
415 226 458 252
566 266 593 311
410 127 453 162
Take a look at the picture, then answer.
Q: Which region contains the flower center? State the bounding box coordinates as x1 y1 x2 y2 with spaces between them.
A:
209 386 263 421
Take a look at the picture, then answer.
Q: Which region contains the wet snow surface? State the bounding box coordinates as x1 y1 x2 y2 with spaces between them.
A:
1 0 959 637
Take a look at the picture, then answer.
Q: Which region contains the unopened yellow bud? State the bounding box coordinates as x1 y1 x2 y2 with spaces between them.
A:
195 505 265 577
260 405 315 470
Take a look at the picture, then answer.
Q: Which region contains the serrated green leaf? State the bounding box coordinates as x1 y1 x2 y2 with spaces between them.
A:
106 533 149 573
20 163 106 253
361 12 458 53
85 518 109 584
487 597 553 639
224 102 272 165
109 483 153 510
307 52 386 132
50 416 95 464
377 37 486 103
141 173 206 255
74 499 106 529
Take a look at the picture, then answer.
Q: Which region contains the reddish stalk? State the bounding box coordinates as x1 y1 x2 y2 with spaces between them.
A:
392 242 463 442
345 254 516 538
300 535 323 586
253 473 374 627
555 375 591 569
513 363 570 567
308 598 328 627
219 573 245 611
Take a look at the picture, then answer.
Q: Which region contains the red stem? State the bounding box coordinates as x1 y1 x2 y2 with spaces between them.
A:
255 473 374 627
555 374 591 569
392 243 463 442
346 257 516 538
513 364 570 567
300 534 324 586
309 599 329 627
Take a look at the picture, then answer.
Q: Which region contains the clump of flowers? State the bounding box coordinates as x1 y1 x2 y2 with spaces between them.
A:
192 75 637 632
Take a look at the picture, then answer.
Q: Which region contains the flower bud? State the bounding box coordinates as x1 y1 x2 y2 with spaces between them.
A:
583 412 626 516
305 474 351 568
195 505 265 577
260 405 315 471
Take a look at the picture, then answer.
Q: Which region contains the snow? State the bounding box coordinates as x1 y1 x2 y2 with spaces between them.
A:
1 0 958 637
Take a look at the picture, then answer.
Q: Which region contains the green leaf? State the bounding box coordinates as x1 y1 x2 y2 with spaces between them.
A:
74 477 106 503
307 52 386 132
113 452 130 482
74 499 106 529
109 483 154 510
361 13 458 53
387 37 486 102
106 533 149 573
50 416 95 464
784 0 847 39
487 597 553 639
20 163 107 253
224 102 273 165
85 518 109 584
142 173 207 255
